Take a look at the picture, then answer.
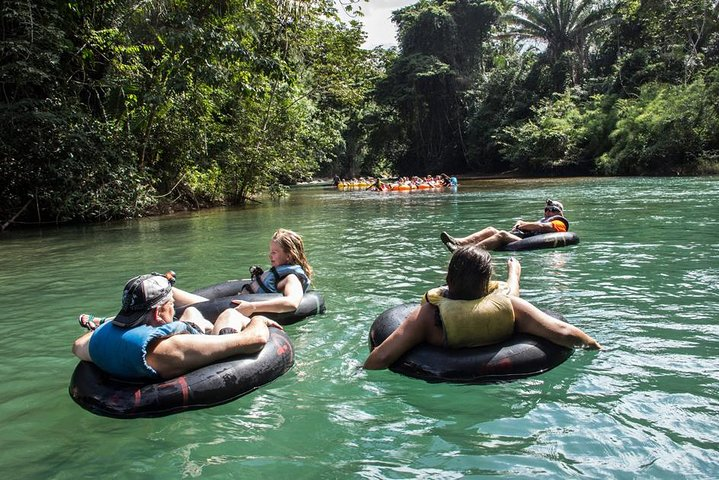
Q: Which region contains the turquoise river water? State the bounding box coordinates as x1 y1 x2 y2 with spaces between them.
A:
0 176 717 479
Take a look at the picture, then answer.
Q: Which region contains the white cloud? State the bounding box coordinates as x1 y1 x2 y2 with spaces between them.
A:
336 0 418 49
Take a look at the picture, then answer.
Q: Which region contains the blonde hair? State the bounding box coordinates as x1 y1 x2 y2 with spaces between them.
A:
272 228 313 280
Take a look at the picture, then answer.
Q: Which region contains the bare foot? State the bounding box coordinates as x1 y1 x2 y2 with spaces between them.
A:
440 231 458 252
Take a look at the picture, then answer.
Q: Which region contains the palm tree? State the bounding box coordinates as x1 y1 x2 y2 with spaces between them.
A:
500 0 617 85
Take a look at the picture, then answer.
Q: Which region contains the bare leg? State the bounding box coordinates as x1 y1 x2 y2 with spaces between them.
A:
446 228 522 251
177 306 214 333
442 227 504 252
364 303 445 370
511 297 602 349
212 308 252 334
456 227 500 245
172 287 209 307
476 230 522 251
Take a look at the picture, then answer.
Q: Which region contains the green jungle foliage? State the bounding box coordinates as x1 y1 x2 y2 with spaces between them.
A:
2 0 718 228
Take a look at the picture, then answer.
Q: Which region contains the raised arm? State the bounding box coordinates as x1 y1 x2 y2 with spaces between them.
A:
511 297 601 349
505 257 521 297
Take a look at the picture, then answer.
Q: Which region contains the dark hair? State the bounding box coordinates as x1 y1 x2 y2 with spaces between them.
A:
445 245 493 300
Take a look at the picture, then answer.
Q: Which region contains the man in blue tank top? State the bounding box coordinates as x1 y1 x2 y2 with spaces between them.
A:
440 199 570 252
72 272 283 380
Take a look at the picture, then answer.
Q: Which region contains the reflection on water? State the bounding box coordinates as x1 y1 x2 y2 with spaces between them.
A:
1 177 718 478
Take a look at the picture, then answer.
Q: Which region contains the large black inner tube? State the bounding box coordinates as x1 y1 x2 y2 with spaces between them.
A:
369 304 574 383
178 279 326 326
69 326 294 419
500 232 580 252
177 293 325 326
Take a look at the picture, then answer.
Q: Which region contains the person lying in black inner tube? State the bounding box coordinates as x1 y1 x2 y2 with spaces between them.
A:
171 228 313 318
440 199 569 252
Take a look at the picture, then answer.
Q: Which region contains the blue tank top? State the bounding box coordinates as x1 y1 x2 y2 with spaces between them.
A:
248 264 310 294
89 321 196 380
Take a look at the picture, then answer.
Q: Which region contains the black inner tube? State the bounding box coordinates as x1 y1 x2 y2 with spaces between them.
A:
69 326 294 419
176 291 325 326
500 232 580 252
369 304 574 383
177 279 325 325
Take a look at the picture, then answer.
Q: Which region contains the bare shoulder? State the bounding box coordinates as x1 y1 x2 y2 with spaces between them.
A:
280 273 302 288
415 301 437 323
279 274 304 299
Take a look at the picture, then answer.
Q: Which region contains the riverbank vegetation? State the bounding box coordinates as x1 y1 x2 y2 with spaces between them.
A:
2 0 718 227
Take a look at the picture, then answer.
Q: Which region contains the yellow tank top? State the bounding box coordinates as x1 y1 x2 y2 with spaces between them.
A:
422 281 515 348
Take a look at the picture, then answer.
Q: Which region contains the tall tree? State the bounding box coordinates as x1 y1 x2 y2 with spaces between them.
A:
501 0 617 85
0 0 373 227
375 0 500 174
611 0 719 91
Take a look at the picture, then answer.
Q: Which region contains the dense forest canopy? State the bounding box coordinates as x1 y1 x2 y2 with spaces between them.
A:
1 0 718 228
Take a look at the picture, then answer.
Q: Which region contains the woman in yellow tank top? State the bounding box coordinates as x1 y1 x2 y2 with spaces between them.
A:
364 245 601 370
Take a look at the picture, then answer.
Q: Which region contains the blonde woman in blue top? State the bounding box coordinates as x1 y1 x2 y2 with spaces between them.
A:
172 228 313 317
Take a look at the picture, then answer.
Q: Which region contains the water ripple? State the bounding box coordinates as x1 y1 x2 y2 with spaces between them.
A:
2 177 719 478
